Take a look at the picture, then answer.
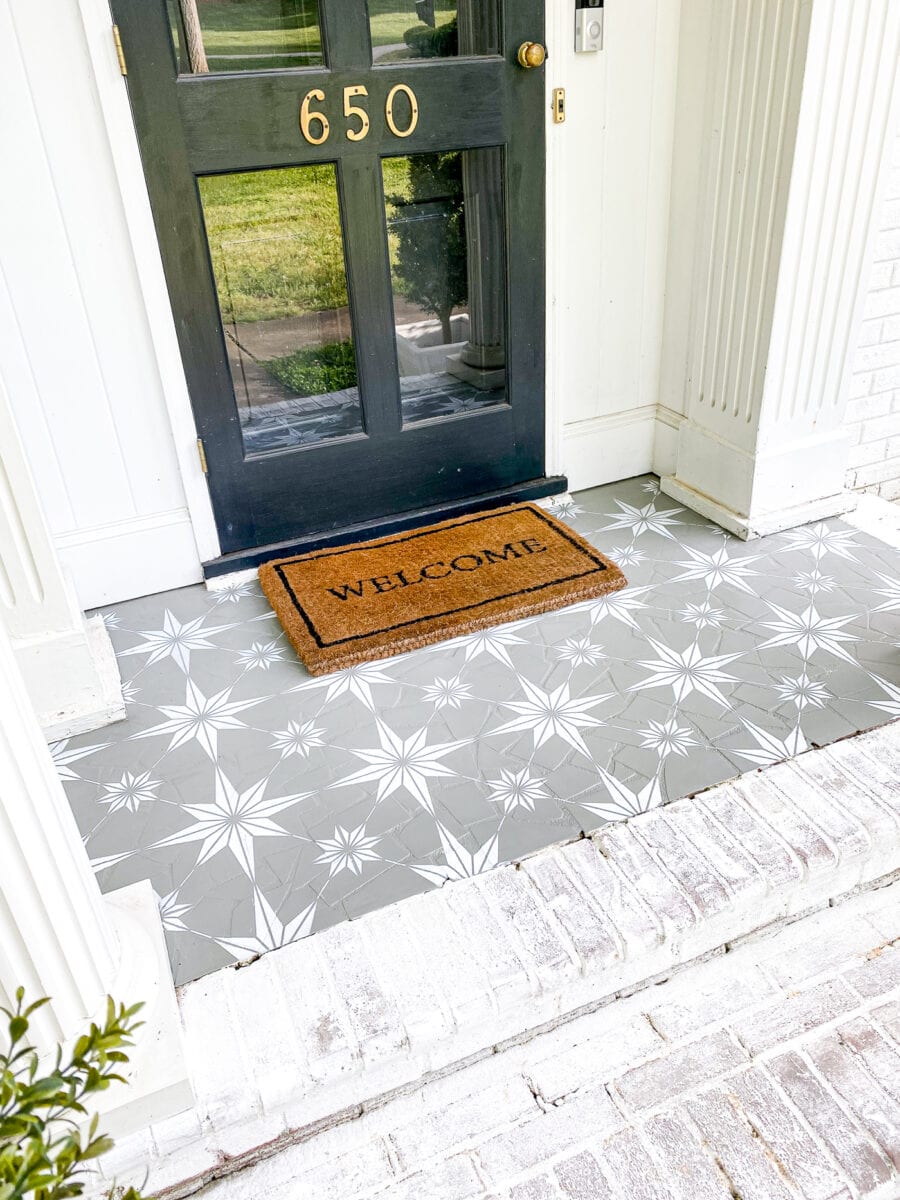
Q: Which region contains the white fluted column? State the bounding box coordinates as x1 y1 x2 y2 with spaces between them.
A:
0 372 124 737
0 617 190 1132
0 617 118 1052
661 0 900 537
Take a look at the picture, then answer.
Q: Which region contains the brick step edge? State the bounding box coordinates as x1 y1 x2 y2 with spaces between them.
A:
93 720 900 1199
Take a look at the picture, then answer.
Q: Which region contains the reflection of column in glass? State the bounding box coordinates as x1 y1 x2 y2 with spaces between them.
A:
447 2 505 390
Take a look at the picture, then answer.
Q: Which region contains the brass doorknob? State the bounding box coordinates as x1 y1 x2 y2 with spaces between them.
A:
517 41 546 69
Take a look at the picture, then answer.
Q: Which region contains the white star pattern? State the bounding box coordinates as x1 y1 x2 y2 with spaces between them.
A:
578 767 663 822
486 768 549 814
638 718 698 758
671 545 763 595
677 600 727 630
133 680 263 760
47 475 900 989
492 679 612 756
337 722 467 813
772 672 830 710
602 499 684 540
421 676 474 710
100 770 161 814
271 719 326 759
759 602 858 664
631 639 741 708
216 890 316 960
118 609 238 674
152 771 310 877
235 640 285 670
314 825 382 878
555 637 606 667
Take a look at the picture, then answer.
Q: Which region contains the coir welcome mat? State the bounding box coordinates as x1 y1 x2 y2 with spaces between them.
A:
259 503 627 675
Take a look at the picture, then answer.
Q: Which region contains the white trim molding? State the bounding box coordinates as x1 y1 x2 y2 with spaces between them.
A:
661 0 900 538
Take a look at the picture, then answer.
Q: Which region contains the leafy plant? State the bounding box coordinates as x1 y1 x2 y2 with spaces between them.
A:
265 339 358 397
402 15 458 58
0 989 144 1200
387 152 467 344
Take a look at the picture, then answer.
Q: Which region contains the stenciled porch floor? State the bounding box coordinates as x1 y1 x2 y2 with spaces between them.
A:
56 476 900 985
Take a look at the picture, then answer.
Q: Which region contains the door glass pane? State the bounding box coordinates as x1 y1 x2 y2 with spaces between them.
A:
370 1 498 62
167 0 324 74
198 166 362 455
384 148 507 426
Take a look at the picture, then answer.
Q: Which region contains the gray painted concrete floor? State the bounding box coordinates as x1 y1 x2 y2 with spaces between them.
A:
56 476 900 985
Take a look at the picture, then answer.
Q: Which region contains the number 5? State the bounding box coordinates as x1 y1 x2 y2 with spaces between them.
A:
343 85 370 142
300 88 329 145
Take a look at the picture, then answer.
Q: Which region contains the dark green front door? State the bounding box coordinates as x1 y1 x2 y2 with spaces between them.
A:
112 0 556 567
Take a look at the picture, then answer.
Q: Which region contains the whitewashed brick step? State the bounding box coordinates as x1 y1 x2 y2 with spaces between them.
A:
94 721 900 1198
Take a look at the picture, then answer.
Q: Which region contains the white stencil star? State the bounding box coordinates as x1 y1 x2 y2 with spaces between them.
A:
759 602 858 664
587 585 654 631
732 720 808 766
459 626 531 668
100 770 161 814
235 639 285 670
555 637 606 667
577 767 663 822
151 770 310 877
630 638 741 708
871 571 900 613
671 544 763 595
336 721 467 813
492 679 612 756
118 609 238 674
638 718 698 758
50 739 112 782
132 680 263 760
314 824 382 878
601 499 684 540
290 661 397 710
421 675 474 710
868 675 900 718
271 719 326 759
486 768 548 814
772 672 830 710
782 523 857 562
158 890 194 933
216 889 316 960
410 824 500 885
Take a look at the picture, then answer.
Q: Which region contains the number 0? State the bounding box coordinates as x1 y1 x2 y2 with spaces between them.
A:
385 84 419 138
300 89 329 145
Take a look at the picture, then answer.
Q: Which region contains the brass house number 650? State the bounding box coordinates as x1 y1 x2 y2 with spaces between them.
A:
300 84 419 145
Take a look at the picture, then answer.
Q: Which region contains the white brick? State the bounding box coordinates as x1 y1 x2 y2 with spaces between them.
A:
180 972 256 1131
562 836 660 957
273 936 360 1086
526 1012 664 1102
445 875 536 1006
475 1086 621 1185
593 822 696 941
685 1089 796 1200
729 977 859 1054
553 1150 616 1199
734 775 837 880
835 1018 900 1104
767 1051 895 1196
592 1126 672 1200
631 810 732 920
865 286 900 319
389 1077 534 1169
388 1154 484 1200
226 954 308 1114
726 1067 850 1200
521 848 621 970
475 866 579 994
699 785 801 891
646 960 778 1041
641 1112 735 1200
613 1031 748 1112
843 942 900 999
804 1034 900 1168
357 902 455 1052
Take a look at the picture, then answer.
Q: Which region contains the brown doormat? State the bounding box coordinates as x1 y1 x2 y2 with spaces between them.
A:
259 503 627 675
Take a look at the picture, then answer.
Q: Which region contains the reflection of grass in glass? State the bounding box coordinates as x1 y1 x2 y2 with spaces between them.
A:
199 162 408 323
266 340 357 397
192 0 456 60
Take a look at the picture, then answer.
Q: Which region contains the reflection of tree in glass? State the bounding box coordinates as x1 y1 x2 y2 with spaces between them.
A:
387 154 467 345
403 15 457 57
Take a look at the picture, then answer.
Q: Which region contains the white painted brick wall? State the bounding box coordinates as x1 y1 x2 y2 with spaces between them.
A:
845 128 900 499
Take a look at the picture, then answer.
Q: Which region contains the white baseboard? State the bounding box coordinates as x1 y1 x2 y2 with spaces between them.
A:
660 475 858 539
562 405 658 492
56 509 203 609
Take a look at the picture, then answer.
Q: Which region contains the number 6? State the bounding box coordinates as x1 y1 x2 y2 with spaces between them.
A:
300 88 329 145
343 85 369 142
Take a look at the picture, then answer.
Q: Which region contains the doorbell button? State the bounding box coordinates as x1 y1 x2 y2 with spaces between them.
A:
574 5 603 53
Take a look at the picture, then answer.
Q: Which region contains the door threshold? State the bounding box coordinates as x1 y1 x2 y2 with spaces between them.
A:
202 476 567 579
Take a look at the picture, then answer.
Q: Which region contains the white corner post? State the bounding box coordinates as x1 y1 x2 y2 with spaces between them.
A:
0 618 191 1135
661 0 900 537
0 373 125 738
